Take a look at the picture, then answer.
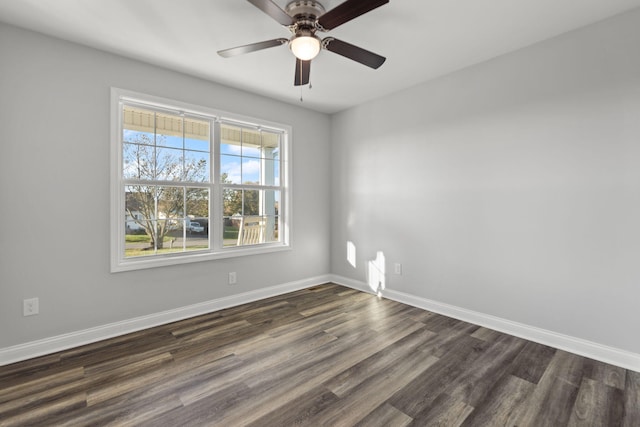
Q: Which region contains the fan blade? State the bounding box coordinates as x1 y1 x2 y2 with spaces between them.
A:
317 0 388 31
323 38 386 69
218 38 288 58
294 59 311 86
247 0 294 26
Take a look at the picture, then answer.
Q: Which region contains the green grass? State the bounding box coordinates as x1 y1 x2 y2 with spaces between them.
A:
125 246 208 257
224 226 239 239
125 235 174 243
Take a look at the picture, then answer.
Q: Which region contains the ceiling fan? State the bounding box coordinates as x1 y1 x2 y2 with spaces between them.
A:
217 0 389 86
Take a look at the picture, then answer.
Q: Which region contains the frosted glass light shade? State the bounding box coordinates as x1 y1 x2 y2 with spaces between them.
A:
290 36 321 61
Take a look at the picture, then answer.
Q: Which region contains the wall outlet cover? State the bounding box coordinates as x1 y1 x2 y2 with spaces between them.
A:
23 298 39 316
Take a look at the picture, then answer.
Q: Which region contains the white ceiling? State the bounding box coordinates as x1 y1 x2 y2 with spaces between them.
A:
1 0 640 113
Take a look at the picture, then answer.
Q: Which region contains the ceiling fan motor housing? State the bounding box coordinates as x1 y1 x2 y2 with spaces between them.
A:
285 0 326 32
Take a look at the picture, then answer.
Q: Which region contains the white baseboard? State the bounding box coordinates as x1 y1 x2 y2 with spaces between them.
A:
330 274 640 372
0 275 332 366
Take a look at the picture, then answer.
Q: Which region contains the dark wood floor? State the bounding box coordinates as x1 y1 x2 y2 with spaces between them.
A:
0 283 638 426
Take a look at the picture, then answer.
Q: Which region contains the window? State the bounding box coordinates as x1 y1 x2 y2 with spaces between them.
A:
111 89 290 272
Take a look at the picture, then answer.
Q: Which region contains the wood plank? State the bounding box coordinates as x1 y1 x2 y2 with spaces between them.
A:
581 357 627 390
460 374 535 426
623 370 640 427
304 350 439 426
0 392 86 427
568 377 625 426
323 327 436 397
54 392 183 427
514 350 583 426
86 353 175 406
388 334 488 417
0 366 85 404
470 326 504 342
138 382 250 427
408 393 474 426
246 386 340 427
509 340 557 384
444 333 528 407
353 402 413 427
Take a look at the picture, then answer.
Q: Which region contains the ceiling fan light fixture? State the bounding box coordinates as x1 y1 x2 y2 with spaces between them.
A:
290 35 321 61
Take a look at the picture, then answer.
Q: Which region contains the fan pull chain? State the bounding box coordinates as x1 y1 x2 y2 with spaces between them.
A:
300 80 313 103
300 73 313 102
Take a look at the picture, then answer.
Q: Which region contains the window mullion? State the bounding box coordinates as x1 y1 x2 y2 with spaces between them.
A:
212 119 223 251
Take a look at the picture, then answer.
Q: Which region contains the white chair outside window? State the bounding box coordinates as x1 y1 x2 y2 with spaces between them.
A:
237 216 266 246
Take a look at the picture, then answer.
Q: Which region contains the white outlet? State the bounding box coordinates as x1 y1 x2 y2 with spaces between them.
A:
394 263 402 275
23 297 39 316
228 272 237 285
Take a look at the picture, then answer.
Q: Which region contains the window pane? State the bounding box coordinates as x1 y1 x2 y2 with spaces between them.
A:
242 158 260 184
185 137 208 152
237 216 265 246
186 188 209 218
155 111 183 142
262 131 280 155
123 130 154 145
243 190 260 216
157 186 184 221
262 189 280 216
156 135 183 149
155 146 184 181
223 213 241 247
156 186 184 254
221 155 241 184
122 106 211 184
123 143 155 180
125 219 158 258
221 124 242 155
184 150 210 183
183 116 210 181
186 212 209 252
185 187 209 250
125 185 155 220
242 128 261 158
184 117 210 151
123 106 155 140
264 215 279 242
242 144 261 158
220 142 241 155
223 188 242 217
263 158 280 186
223 187 242 247
185 229 209 252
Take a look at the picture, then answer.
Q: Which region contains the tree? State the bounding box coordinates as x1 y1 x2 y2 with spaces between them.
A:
124 133 208 249
222 178 259 219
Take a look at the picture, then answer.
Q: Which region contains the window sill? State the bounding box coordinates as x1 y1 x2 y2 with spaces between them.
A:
111 243 291 273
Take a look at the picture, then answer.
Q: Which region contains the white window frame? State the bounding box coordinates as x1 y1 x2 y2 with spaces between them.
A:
110 88 291 272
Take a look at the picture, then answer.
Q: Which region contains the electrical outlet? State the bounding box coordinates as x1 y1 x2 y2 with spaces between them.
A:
228 272 237 285
394 263 402 275
23 298 39 316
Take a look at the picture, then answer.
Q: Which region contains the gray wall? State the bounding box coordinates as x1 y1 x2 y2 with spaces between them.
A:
0 23 331 348
331 9 640 354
